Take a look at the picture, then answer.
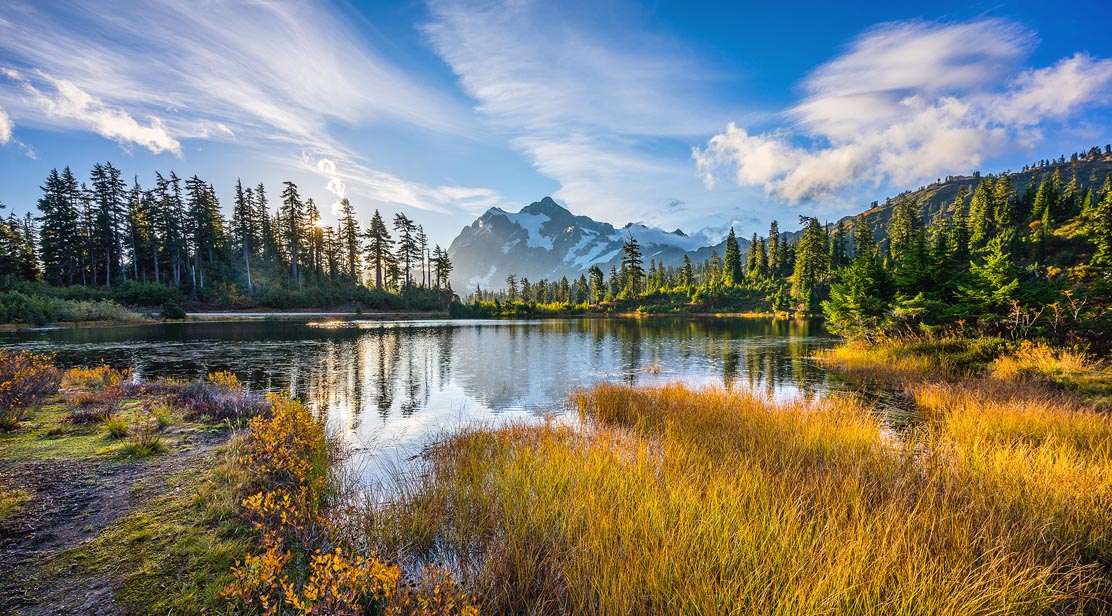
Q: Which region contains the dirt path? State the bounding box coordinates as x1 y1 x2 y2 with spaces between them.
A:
0 432 225 616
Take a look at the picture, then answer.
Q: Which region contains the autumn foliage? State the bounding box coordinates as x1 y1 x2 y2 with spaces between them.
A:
224 394 476 615
0 349 61 430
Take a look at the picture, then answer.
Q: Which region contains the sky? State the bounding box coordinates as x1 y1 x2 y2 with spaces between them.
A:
1 0 1111 248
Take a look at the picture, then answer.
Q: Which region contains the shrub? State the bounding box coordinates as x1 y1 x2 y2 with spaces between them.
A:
62 365 128 421
62 365 129 392
161 300 187 320
174 382 268 423
206 370 242 392
225 395 477 614
0 349 61 430
112 280 180 306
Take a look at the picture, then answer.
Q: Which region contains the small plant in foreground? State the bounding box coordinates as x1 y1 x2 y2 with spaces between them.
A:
103 413 129 438
151 401 175 429
120 407 164 458
0 349 61 430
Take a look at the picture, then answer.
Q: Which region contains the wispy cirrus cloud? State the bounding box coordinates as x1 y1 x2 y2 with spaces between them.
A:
0 0 498 215
423 0 748 227
4 68 180 155
0 104 11 144
694 19 1112 203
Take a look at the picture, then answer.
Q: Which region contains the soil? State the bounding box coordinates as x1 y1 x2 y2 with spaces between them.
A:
0 430 225 616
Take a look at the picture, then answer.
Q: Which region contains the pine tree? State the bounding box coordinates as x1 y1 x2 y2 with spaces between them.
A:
852 217 874 262
968 178 995 252
231 179 256 290
364 210 393 289
767 220 780 276
746 233 760 278
392 213 419 289
1088 175 1112 267
37 168 81 285
723 228 742 285
588 266 604 303
89 162 127 287
338 198 360 280
792 216 829 312
950 187 971 267
280 181 304 287
621 234 644 297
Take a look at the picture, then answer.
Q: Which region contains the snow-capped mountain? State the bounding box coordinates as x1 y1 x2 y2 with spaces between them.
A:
447 197 740 291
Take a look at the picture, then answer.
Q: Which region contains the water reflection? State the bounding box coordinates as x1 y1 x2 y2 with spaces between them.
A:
0 317 837 477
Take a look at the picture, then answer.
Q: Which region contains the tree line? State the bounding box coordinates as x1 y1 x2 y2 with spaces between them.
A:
0 162 455 308
465 151 1112 347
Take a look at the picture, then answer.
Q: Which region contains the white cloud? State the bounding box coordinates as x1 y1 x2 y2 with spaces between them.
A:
695 19 1112 202
5 69 180 155
0 104 11 144
423 0 745 227
298 152 500 217
0 0 496 220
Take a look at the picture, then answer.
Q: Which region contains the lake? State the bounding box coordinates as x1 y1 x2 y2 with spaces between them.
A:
0 317 838 480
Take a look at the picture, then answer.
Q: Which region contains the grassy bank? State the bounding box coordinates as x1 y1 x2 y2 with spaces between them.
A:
0 351 477 615
357 352 1112 614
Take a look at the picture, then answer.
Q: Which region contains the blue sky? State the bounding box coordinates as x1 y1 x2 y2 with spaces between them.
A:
1 0 1111 248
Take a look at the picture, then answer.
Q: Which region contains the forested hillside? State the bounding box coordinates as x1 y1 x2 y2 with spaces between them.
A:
462 146 1112 348
0 163 457 322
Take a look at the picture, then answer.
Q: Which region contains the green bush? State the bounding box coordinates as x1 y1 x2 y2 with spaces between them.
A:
161 300 187 320
112 281 180 306
0 291 140 324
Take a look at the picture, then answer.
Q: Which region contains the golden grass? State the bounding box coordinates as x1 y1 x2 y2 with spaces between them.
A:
360 382 1112 615
819 342 947 383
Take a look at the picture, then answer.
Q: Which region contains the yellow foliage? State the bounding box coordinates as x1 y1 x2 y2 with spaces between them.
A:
225 393 476 615
61 364 129 392
207 370 243 392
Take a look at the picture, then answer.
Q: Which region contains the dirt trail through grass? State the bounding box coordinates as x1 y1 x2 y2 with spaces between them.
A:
0 431 224 615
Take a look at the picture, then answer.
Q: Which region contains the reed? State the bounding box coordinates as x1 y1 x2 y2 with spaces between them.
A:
359 382 1111 615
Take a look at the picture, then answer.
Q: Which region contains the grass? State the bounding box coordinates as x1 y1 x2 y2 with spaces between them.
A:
0 487 29 524
818 336 1012 383
55 437 255 613
358 381 1112 615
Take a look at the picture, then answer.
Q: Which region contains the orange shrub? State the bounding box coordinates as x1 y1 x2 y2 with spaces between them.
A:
0 349 61 430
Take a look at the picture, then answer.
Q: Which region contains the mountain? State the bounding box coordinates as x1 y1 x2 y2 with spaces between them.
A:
447 197 732 290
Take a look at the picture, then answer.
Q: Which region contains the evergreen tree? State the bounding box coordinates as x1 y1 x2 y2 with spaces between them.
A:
231 179 256 290
280 181 304 287
37 168 81 285
1089 175 1112 267
852 217 874 262
723 228 742 285
392 213 419 289
621 234 644 296
338 198 360 280
792 216 829 312
588 266 604 303
89 162 127 287
767 220 781 276
364 210 393 289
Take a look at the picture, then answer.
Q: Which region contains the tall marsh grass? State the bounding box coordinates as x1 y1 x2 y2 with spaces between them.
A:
359 382 1112 614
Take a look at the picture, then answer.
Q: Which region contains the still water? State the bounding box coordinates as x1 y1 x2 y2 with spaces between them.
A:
0 317 837 478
